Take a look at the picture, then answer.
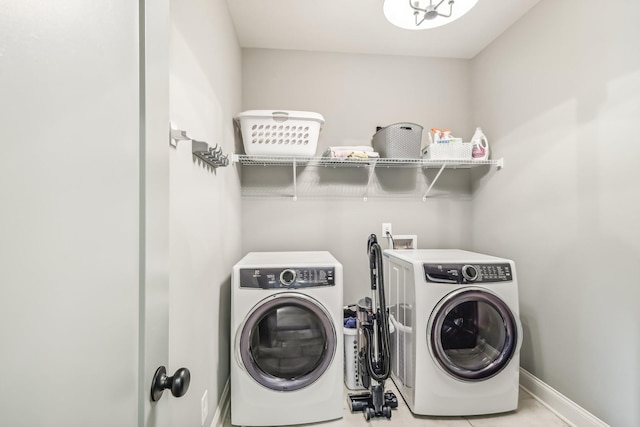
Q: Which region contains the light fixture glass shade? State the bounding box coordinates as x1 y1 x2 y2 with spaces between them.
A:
383 0 479 30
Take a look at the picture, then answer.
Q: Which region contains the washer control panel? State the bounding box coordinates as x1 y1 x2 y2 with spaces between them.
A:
423 263 512 284
239 267 336 289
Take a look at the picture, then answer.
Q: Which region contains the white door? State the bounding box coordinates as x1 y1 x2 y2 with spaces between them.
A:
0 1 173 426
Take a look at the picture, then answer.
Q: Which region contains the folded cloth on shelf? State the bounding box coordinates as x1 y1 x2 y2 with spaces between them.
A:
324 146 380 159
331 150 380 159
328 145 375 152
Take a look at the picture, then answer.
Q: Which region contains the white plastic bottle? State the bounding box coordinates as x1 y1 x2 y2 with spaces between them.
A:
471 127 489 160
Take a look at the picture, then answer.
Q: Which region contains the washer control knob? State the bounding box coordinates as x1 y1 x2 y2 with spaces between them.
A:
462 265 478 282
280 269 297 286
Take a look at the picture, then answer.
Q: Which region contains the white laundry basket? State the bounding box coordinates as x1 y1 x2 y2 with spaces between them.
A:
235 110 324 157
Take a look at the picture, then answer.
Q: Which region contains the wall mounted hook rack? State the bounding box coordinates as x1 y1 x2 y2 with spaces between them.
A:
169 123 229 168
192 140 229 168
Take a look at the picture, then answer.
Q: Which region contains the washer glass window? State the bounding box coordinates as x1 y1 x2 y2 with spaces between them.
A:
239 294 336 391
430 289 517 381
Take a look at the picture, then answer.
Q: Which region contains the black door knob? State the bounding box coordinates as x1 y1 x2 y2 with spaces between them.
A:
151 366 191 402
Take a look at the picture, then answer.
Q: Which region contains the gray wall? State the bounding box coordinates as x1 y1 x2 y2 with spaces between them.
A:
470 0 640 425
240 49 478 304
169 0 242 425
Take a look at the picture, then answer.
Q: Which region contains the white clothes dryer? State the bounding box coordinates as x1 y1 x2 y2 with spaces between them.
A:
231 251 343 426
385 249 522 416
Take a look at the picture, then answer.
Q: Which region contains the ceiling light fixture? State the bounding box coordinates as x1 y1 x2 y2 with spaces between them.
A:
383 0 479 30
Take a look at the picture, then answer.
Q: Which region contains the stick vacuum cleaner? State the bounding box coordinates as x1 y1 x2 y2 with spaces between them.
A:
348 234 398 420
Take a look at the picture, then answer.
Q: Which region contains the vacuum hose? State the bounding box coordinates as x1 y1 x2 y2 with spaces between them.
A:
363 234 391 383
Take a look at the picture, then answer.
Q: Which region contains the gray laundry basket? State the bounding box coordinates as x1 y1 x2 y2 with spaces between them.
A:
372 123 423 159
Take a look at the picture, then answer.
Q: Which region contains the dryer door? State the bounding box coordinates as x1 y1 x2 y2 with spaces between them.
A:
238 293 336 391
428 288 518 381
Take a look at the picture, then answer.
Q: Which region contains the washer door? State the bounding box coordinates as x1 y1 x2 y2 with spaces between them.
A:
429 288 518 381
238 293 336 391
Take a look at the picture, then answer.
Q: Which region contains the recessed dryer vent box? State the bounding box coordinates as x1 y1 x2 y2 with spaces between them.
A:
391 235 417 249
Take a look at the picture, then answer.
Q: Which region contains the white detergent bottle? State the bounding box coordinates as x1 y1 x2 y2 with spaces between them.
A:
471 127 489 160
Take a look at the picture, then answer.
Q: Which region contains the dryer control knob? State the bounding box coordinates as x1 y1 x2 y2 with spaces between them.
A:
280 269 297 286
462 265 478 282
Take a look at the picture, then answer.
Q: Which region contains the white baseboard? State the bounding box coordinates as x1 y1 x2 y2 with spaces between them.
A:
209 378 230 427
519 368 609 427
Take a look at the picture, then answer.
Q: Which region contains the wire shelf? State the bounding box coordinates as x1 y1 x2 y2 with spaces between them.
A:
233 155 503 169
233 154 503 201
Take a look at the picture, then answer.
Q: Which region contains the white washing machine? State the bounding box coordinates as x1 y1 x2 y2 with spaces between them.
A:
385 249 522 416
231 251 343 426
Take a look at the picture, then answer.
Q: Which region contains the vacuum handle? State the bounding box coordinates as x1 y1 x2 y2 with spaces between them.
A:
367 234 378 289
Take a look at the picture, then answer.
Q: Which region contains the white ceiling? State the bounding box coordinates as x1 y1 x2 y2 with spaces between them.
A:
227 0 541 59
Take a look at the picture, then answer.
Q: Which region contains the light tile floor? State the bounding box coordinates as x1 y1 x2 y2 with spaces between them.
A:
226 382 570 427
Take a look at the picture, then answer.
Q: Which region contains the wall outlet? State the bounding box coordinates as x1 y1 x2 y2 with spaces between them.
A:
201 389 209 426
382 223 392 237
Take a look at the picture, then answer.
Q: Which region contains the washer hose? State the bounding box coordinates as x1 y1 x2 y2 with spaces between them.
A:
364 234 391 383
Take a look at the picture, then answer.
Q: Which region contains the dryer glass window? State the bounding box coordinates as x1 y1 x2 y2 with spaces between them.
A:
252 305 325 377
430 289 517 381
239 294 336 391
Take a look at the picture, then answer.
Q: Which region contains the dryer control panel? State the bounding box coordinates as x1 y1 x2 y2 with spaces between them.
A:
239 267 336 289
423 263 512 284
